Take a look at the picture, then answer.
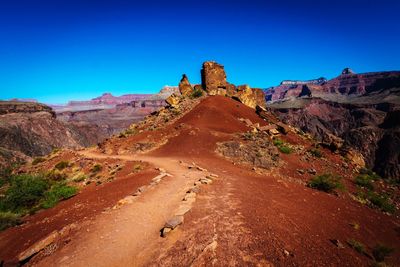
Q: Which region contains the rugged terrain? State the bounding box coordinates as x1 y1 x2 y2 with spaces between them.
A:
0 101 104 168
265 69 400 180
0 62 399 267
0 88 177 167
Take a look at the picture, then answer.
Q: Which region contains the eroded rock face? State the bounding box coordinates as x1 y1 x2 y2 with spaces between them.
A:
201 61 229 95
179 74 194 97
0 102 105 168
270 98 400 180
200 61 266 108
265 70 400 102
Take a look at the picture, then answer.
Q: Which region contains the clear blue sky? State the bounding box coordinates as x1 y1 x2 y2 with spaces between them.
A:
0 0 399 104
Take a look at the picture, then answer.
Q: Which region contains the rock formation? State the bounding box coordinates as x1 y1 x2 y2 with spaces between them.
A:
265 69 400 102
0 102 105 168
178 74 194 97
199 61 266 108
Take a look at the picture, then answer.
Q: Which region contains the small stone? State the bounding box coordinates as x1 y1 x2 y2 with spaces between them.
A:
308 168 317 175
187 186 200 193
297 169 305 175
283 249 290 257
197 166 207 172
209 173 219 178
161 227 172 237
330 239 345 248
138 186 146 193
164 215 184 229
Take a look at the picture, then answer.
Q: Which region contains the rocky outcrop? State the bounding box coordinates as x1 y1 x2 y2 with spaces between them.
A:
0 101 54 116
269 98 400 180
178 74 194 97
200 61 266 108
0 102 105 168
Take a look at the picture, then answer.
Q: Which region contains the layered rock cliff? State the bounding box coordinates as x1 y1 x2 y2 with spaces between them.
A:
267 71 400 180
0 102 104 167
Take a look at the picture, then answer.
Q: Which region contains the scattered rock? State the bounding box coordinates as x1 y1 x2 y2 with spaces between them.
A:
283 249 290 257
196 166 207 172
18 231 60 262
199 178 212 184
307 168 317 175
165 94 181 108
175 204 192 216
183 192 196 201
297 169 305 175
161 216 184 237
330 239 345 248
187 186 200 194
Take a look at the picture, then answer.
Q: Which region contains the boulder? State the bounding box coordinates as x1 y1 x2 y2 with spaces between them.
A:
201 61 229 96
165 94 181 108
178 74 194 97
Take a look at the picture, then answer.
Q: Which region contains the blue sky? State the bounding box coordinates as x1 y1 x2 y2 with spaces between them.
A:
0 0 399 104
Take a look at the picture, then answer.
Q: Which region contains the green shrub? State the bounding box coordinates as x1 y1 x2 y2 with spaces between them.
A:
278 145 292 154
309 148 323 158
273 138 284 146
0 211 21 231
372 244 394 262
54 161 69 170
359 168 381 180
347 239 366 254
0 165 14 187
41 183 77 209
273 138 292 154
91 164 102 173
191 89 203 99
308 173 344 193
32 157 46 165
367 192 395 214
0 174 49 212
355 174 375 190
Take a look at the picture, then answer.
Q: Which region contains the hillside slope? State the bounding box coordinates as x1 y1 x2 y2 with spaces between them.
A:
1 95 399 267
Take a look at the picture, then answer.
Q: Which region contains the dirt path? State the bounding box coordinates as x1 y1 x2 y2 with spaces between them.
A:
34 151 212 267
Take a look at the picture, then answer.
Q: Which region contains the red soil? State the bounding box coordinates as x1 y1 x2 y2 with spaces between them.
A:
0 166 157 265
1 95 399 266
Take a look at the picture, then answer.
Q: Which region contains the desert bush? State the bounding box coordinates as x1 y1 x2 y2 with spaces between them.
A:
308 173 344 193
273 138 292 154
372 244 394 262
347 239 366 254
359 168 381 180
0 174 49 212
191 89 203 99
133 164 142 172
278 145 292 154
54 161 69 170
0 211 21 231
45 169 67 181
32 157 46 165
0 165 14 187
72 173 87 183
41 183 77 209
273 138 284 146
355 174 375 190
367 192 395 213
91 164 102 173
309 148 323 158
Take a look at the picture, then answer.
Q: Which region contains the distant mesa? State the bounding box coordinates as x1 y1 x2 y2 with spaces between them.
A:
280 77 327 86
265 68 400 102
